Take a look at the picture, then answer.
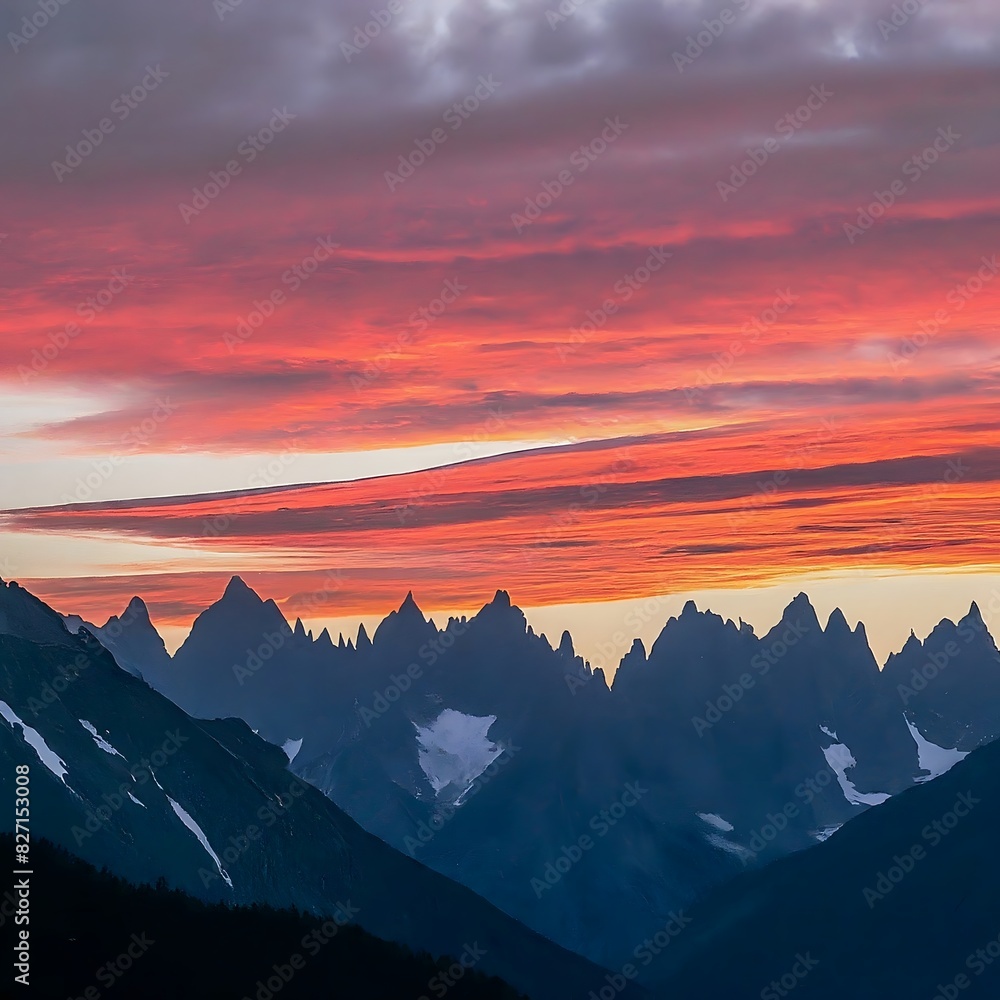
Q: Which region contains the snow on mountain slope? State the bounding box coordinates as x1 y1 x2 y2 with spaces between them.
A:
414 709 504 798
80 719 125 758
820 741 891 807
697 812 734 833
905 716 968 782
1 699 71 785
164 791 234 889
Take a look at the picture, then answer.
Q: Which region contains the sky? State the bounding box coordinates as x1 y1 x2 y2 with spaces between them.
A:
2 0 999 667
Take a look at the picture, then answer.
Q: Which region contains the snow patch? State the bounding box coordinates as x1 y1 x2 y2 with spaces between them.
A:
164 794 233 888
820 725 839 740
0 701 69 785
811 824 842 843
127 790 146 808
282 738 303 764
706 833 754 862
414 709 504 798
821 742 891 807
697 812 734 833
80 720 125 758
905 717 968 782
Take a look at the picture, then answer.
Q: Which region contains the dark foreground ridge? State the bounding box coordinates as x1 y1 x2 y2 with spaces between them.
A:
6 833 525 1000
651 734 1000 999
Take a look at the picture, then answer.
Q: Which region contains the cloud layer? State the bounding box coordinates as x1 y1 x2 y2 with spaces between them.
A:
2 0 999 638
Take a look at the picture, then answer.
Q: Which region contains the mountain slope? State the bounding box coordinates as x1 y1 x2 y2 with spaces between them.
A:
0 578 636 1000
75 576 991 975
650 733 1000 998
64 595 172 679
10 833 525 1000
881 602 1000 750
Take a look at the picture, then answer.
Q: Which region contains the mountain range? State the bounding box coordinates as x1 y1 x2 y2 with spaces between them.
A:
0 577 628 1000
39 574 1000 977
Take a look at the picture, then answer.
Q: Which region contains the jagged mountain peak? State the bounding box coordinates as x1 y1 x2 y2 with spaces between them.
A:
400 590 421 614
221 575 262 605
356 622 373 651
620 637 646 668
372 591 433 648
825 607 851 635
961 600 989 631
778 591 821 630
0 577 75 646
491 589 512 609
100 595 154 632
474 589 527 634
611 639 647 690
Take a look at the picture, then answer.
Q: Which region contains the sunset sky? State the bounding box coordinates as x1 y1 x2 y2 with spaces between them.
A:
2 0 999 666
